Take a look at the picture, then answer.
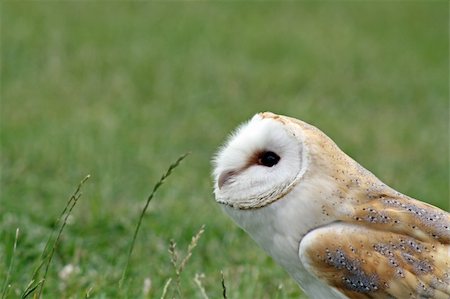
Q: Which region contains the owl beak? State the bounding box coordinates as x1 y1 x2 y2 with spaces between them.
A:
218 170 236 189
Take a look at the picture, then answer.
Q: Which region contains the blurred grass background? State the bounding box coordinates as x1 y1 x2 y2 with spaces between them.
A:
1 1 448 298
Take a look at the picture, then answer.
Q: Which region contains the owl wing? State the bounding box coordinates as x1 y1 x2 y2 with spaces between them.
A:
299 222 450 299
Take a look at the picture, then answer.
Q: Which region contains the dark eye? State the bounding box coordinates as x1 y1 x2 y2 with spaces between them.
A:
258 151 280 167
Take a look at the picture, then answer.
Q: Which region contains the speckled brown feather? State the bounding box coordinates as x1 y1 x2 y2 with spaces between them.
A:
301 224 450 299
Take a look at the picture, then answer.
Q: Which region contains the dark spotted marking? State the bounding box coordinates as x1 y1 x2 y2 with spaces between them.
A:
383 199 450 240
343 273 380 293
324 248 381 294
401 252 433 275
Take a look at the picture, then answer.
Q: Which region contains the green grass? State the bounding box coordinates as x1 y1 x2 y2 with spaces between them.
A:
1 1 448 298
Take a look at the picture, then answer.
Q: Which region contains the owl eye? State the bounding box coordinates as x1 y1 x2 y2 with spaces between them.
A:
258 151 280 167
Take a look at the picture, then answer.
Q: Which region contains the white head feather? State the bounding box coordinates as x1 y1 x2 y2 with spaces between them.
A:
213 113 308 209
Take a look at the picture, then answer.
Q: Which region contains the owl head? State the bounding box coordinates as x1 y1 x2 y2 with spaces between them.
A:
213 112 385 210
213 112 308 209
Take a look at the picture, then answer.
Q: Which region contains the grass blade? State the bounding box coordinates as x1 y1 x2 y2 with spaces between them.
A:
1 228 19 299
221 271 227 299
160 278 172 299
119 153 190 287
21 279 43 299
22 175 90 299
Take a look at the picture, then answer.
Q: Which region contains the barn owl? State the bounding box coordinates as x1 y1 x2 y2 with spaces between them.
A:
213 112 449 299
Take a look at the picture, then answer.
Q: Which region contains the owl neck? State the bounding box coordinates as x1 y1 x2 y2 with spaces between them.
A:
221 178 346 298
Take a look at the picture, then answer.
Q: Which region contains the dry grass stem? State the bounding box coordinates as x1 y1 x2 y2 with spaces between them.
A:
167 225 206 298
160 278 172 299
221 271 227 299
169 240 179 274
179 225 205 274
194 273 209 299
120 153 190 287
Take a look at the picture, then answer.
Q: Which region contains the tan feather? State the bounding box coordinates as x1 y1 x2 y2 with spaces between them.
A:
300 224 450 298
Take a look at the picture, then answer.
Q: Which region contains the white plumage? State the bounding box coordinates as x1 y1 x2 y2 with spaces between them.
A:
213 112 450 299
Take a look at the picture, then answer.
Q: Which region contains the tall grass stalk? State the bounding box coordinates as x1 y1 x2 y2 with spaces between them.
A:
21 175 90 299
119 153 190 287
